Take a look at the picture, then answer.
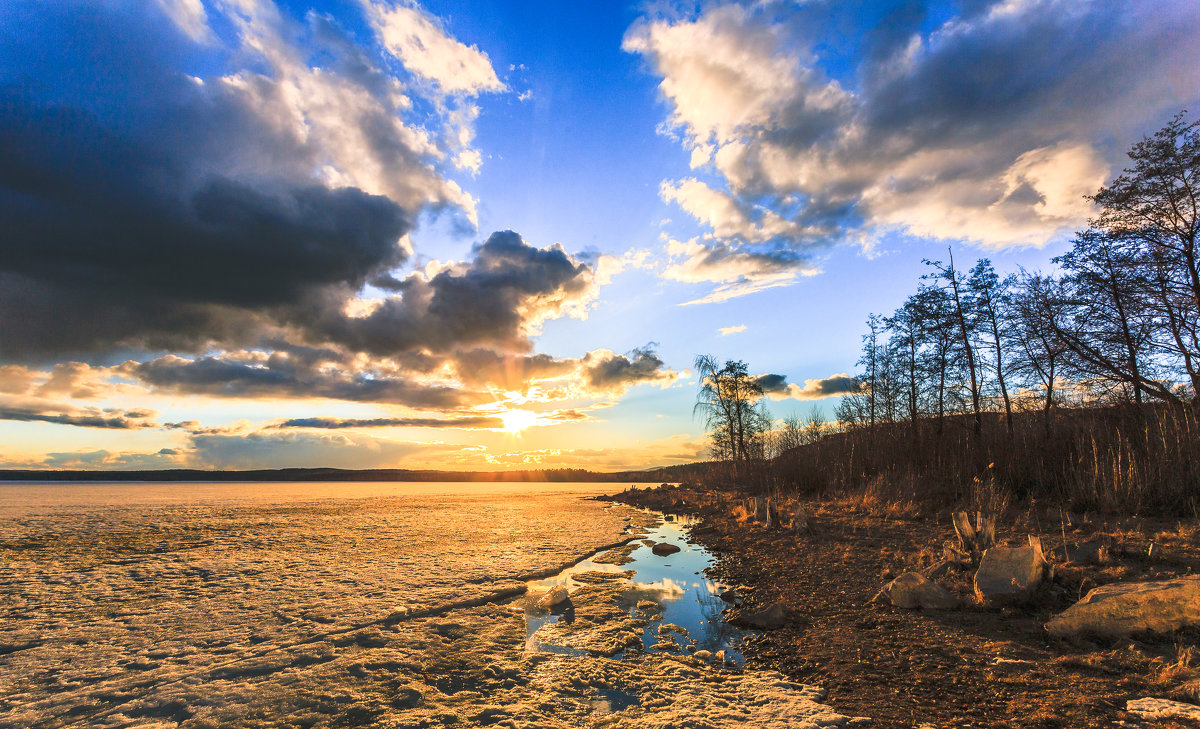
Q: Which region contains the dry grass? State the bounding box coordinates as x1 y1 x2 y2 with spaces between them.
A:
770 404 1200 517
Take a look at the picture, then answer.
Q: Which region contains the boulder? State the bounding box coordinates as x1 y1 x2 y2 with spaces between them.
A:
1051 540 1110 565
1126 697 1200 722
718 588 744 605
1046 576 1200 638
974 544 1050 606
730 601 789 630
882 572 958 610
535 585 570 611
651 542 681 556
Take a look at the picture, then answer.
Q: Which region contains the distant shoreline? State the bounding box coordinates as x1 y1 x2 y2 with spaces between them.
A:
0 466 703 483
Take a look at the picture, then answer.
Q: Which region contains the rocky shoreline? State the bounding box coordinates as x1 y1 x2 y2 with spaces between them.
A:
608 484 1200 728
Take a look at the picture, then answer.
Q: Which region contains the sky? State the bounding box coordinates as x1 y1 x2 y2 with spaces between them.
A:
0 0 1198 471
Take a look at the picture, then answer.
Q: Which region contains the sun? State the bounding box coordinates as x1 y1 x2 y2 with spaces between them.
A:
498 409 541 434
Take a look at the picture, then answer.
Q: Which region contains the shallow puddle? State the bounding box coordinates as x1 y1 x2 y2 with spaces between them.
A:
525 511 750 664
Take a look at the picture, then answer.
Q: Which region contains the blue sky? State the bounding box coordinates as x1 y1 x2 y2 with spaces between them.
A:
0 0 1197 470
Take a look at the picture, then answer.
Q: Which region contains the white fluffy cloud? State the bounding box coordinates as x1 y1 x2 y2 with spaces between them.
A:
663 238 818 305
368 2 505 96
628 0 1200 261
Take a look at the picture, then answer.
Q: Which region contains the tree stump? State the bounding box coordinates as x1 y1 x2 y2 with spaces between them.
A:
953 510 997 562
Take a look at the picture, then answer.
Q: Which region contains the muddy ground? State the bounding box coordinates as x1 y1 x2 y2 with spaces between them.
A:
610 484 1200 729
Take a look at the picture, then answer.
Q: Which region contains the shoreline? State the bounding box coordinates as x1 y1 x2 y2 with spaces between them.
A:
609 484 1200 728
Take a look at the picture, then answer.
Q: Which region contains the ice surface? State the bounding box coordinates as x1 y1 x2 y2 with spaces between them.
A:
0 483 866 728
0 482 629 727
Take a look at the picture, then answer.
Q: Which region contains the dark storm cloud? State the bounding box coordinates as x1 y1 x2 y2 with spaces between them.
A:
273 415 503 429
580 346 673 392
754 374 790 393
312 231 596 356
126 355 482 409
0 1 461 359
755 373 860 400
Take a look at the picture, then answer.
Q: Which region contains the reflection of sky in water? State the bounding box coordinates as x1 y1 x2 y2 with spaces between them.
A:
526 512 750 664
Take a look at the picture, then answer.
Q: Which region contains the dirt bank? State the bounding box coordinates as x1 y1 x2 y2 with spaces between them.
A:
609 484 1200 728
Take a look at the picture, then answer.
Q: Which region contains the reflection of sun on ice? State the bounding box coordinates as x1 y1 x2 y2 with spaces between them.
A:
499 409 540 433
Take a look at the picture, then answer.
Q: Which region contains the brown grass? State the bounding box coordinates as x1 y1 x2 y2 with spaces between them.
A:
767 403 1200 516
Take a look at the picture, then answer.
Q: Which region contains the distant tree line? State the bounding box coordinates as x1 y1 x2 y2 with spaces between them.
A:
694 113 1200 513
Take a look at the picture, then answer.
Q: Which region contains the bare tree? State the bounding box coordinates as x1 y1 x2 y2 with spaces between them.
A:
925 249 984 441
968 259 1016 435
694 355 767 483
1011 272 1067 437
1088 112 1200 409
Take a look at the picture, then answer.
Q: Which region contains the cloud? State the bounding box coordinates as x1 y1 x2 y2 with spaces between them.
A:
34 448 186 471
124 354 483 409
368 1 504 96
154 0 213 43
579 346 678 394
660 178 803 243
717 325 746 336
663 238 818 305
272 415 503 429
450 349 577 390
755 373 861 401
36 363 108 399
0 0 481 358
312 231 597 356
0 397 159 430
627 0 1200 255
189 430 462 470
0 366 35 395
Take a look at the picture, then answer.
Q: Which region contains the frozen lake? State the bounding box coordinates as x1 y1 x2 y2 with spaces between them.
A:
0 482 636 727
0 481 860 729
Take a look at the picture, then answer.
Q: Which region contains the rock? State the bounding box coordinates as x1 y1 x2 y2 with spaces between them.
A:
535 585 570 611
882 572 958 610
1051 540 1109 565
651 542 681 556
1046 576 1200 638
693 649 713 661
718 588 743 605
1126 697 1200 722
730 601 789 630
974 544 1050 606
922 560 954 579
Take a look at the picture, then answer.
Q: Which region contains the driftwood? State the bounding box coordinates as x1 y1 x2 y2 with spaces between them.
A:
953 510 997 562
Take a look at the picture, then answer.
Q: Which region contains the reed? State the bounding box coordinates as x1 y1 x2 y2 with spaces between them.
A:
767 403 1200 516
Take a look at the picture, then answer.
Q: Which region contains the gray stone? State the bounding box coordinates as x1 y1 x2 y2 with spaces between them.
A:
1127 697 1200 722
1046 576 1200 638
974 544 1050 606
730 601 789 630
883 572 958 610
718 588 743 605
1051 540 1110 565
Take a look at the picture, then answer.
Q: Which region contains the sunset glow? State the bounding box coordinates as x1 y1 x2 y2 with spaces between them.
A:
0 0 1196 471
498 409 541 434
